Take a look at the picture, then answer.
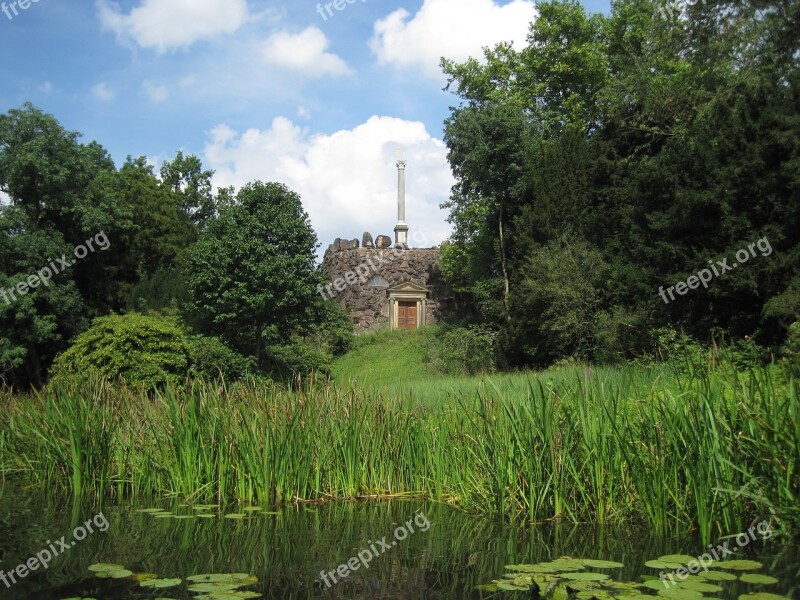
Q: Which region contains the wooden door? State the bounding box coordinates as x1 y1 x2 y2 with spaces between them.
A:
398 301 418 330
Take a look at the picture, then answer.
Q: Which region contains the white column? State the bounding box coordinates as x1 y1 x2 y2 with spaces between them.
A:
394 161 408 246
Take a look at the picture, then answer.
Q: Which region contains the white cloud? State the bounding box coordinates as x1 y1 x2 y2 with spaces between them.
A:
204 116 454 252
141 80 169 103
92 82 116 101
258 27 351 78
97 0 248 52
38 81 54 94
297 106 311 119
370 0 536 78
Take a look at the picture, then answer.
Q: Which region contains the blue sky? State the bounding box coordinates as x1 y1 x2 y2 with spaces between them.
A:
0 0 610 249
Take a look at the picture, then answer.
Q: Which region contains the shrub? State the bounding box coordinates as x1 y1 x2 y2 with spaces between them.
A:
264 341 332 381
50 313 190 389
425 324 498 376
50 313 252 389
187 335 254 381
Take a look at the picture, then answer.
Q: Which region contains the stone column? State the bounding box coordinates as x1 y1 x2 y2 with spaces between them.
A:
394 161 409 246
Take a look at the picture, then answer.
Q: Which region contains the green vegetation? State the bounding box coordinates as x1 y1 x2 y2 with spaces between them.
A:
441 0 800 366
2 352 797 542
49 313 252 389
481 555 776 597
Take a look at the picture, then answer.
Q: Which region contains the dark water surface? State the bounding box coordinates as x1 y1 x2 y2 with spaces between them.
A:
1 483 797 599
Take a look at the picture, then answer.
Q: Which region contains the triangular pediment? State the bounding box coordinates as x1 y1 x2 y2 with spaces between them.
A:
388 281 428 293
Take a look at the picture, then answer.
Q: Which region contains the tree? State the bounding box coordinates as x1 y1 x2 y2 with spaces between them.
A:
160 151 216 228
183 182 321 364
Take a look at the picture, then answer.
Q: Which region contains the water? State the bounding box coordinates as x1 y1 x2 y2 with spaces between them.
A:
1 483 797 599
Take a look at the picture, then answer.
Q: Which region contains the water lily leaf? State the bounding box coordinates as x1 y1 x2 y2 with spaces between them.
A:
140 578 182 588
243 506 263 512
739 574 779 585
646 560 683 570
132 572 158 582
698 570 738 581
678 580 723 593
225 513 247 519
657 587 704 599
561 572 610 581
135 508 168 513
497 581 529 591
715 560 763 571
188 583 240 593
506 564 557 573
643 580 670 591
154 513 174 518
88 563 125 572
658 555 697 565
582 559 624 569
197 513 217 518
738 594 789 600
565 580 602 591
110 569 133 578
576 592 612 599
540 559 585 572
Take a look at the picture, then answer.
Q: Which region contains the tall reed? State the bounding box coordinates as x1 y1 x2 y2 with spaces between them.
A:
1 362 797 540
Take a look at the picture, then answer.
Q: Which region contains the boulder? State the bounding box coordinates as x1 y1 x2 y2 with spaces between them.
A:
375 235 392 249
362 232 374 248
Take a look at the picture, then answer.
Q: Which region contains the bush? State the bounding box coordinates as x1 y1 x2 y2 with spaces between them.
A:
425 324 498 376
264 341 332 381
50 313 190 389
187 335 254 381
50 313 252 389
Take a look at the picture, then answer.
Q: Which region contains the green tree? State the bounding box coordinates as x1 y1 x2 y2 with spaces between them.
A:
160 151 216 228
184 182 321 364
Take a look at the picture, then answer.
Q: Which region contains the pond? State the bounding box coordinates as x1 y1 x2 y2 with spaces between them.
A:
1 483 796 599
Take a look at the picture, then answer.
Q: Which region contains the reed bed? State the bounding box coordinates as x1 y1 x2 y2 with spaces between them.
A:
0 361 797 541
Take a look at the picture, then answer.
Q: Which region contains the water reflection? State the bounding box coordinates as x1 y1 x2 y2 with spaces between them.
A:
0 484 796 599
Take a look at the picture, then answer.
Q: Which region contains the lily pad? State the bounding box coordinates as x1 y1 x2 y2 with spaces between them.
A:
188 583 240 593
135 508 168 513
243 506 263 512
646 560 684 570
738 595 789 600
506 564 558 573
698 570 738 581
582 559 624 569
224 513 247 519
739 574 779 585
643 579 671 591
678 580 723 593
715 560 763 571
657 588 704 599
140 578 182 589
561 572 610 581
497 581 529 591
88 563 125 572
658 555 697 565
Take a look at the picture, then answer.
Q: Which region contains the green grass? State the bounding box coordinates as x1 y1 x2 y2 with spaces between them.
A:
1 332 798 542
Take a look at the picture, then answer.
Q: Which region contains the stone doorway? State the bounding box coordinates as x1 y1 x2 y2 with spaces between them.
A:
388 281 428 331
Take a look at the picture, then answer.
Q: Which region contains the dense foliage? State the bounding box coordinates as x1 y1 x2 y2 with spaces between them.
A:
440 0 800 367
0 105 352 389
49 313 252 389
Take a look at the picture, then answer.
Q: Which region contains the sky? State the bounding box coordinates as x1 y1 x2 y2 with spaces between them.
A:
0 0 610 251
